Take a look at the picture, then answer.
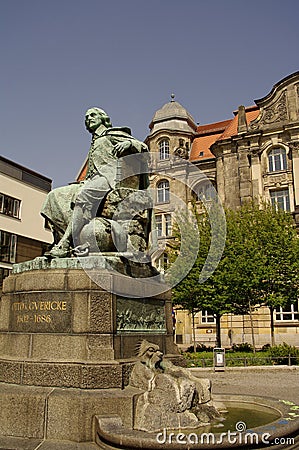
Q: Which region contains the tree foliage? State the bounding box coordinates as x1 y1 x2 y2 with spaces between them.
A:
170 201 299 347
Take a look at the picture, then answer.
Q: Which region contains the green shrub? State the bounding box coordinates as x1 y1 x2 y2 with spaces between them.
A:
185 343 214 353
261 343 271 352
269 342 299 365
231 342 253 353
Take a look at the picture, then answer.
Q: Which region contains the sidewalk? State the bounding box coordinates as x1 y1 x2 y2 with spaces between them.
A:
191 366 299 404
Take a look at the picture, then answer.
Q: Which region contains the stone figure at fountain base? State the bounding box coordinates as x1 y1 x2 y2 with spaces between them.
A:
129 340 220 432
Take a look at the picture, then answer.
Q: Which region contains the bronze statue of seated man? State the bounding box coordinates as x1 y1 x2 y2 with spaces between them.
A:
41 107 154 258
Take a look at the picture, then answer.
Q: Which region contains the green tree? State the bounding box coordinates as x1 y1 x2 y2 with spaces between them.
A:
166 205 204 352
169 201 236 348
239 202 299 345
170 201 299 348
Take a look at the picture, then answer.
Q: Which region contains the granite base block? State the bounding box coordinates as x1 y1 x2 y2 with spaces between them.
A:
0 383 139 443
0 360 124 389
0 384 49 439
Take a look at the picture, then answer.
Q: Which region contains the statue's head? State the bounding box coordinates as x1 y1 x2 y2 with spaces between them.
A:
137 340 164 371
85 107 112 133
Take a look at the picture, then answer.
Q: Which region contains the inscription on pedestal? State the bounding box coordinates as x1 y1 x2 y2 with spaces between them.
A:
9 293 72 332
116 297 166 332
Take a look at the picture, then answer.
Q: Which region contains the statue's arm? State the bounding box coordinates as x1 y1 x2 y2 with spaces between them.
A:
111 135 148 157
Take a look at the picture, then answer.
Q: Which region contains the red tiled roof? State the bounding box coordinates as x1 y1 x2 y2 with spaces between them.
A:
190 119 232 161
218 107 260 140
196 119 232 135
189 107 260 161
190 133 222 161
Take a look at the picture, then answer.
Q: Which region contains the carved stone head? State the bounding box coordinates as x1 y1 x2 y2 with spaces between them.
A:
137 340 163 370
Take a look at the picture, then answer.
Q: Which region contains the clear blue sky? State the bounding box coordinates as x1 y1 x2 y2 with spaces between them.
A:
1 0 298 187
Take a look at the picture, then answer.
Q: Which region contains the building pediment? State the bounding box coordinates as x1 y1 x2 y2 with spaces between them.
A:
249 72 299 131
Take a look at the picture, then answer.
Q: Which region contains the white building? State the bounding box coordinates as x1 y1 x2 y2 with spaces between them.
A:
0 156 53 287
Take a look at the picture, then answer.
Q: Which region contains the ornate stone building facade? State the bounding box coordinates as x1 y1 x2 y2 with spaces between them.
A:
145 72 299 348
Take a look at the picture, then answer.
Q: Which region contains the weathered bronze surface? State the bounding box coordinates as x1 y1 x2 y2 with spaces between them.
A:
41 107 155 261
117 297 166 332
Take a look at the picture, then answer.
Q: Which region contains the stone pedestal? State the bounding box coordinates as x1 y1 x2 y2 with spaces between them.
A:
0 258 180 445
0 260 178 388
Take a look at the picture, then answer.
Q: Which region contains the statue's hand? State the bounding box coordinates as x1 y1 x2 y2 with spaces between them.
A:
113 140 131 156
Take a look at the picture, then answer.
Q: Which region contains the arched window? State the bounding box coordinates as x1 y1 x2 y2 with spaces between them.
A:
194 181 216 202
159 139 170 160
268 147 287 172
157 180 170 203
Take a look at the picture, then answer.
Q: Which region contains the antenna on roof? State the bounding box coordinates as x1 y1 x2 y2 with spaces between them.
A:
170 93 175 102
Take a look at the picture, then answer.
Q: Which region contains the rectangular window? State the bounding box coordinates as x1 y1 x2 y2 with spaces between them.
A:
165 214 172 236
155 214 163 237
155 213 172 237
0 231 17 263
270 189 290 211
0 193 21 219
201 310 216 324
275 302 299 321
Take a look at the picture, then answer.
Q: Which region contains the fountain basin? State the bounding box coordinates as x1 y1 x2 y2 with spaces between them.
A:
95 394 299 449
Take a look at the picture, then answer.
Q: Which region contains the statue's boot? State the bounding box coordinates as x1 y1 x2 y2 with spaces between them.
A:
72 205 91 246
71 204 95 256
45 230 71 257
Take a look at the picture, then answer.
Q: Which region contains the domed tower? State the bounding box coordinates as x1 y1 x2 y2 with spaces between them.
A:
146 94 197 165
145 96 197 272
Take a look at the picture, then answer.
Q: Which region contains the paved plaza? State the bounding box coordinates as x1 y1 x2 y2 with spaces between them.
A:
192 366 299 404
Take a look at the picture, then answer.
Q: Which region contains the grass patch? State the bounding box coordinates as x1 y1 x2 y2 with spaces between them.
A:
184 347 298 367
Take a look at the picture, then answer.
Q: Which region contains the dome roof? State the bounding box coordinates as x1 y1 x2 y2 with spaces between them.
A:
151 99 196 126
